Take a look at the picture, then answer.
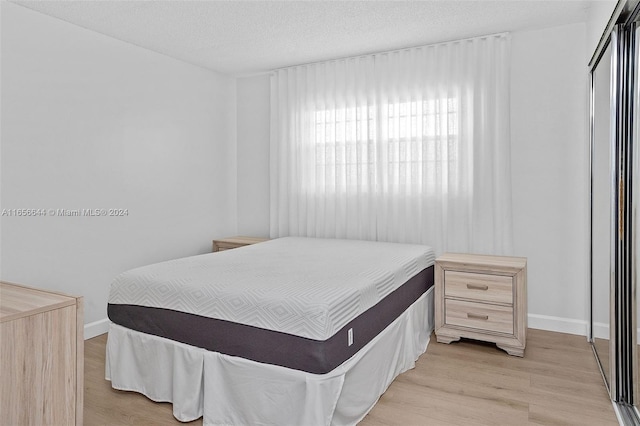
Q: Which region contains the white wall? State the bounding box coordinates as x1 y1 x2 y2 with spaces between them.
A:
511 23 589 333
0 2 237 331
235 22 592 335
236 74 270 237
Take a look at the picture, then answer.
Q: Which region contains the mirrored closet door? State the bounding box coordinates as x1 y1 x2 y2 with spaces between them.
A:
590 1 640 423
633 17 639 415
591 36 614 390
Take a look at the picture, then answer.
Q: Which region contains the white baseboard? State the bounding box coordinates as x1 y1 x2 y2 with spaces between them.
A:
527 313 589 337
84 318 110 339
591 321 610 340
529 314 640 341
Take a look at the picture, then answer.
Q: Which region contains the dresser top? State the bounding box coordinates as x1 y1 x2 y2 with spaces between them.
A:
0 282 77 323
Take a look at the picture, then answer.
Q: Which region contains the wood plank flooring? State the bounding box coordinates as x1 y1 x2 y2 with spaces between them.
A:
84 329 617 425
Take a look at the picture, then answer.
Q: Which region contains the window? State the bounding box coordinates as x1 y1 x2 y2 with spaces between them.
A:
310 97 459 194
313 105 376 193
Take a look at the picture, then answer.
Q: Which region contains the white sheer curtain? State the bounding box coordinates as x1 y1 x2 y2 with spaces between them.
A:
270 33 512 255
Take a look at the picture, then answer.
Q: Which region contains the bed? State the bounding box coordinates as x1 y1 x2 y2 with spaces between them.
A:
105 237 435 425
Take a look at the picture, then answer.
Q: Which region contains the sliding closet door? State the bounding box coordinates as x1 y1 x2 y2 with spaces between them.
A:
591 37 615 390
633 21 639 409
590 3 640 420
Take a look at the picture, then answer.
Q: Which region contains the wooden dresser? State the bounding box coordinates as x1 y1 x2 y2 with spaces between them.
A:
212 236 268 252
0 281 84 425
434 253 527 357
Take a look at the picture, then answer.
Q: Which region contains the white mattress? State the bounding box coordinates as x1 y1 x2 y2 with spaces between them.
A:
108 237 435 340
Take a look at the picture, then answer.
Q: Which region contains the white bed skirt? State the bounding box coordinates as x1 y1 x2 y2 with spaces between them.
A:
106 287 434 426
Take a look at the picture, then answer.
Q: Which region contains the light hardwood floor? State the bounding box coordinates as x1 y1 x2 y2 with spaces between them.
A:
85 329 617 425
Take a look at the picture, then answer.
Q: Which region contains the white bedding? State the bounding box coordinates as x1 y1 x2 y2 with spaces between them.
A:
108 237 435 340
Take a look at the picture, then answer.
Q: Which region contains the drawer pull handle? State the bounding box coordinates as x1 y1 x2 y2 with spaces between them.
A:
466 284 489 291
467 313 489 320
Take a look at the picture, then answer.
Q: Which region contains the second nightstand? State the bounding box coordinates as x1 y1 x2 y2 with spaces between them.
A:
212 236 269 252
434 253 527 357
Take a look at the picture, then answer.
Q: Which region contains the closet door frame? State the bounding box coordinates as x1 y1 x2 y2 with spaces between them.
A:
631 18 640 410
622 12 639 414
589 25 620 398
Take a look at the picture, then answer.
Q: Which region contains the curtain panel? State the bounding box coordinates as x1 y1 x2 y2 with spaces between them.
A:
270 34 512 255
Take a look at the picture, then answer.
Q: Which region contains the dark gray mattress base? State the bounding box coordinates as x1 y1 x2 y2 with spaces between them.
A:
108 265 433 374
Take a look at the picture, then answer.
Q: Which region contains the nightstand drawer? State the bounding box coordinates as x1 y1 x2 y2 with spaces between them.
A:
445 270 513 305
445 299 514 335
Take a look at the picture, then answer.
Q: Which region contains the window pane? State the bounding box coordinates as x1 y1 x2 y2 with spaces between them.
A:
309 97 459 194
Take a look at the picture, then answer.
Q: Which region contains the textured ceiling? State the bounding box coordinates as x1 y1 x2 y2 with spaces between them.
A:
11 0 600 75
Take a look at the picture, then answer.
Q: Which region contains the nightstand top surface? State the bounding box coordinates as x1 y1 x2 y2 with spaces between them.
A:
437 252 527 270
212 236 269 245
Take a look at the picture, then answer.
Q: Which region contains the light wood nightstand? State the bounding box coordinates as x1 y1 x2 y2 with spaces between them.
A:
212 236 269 252
434 253 527 357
